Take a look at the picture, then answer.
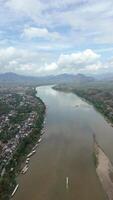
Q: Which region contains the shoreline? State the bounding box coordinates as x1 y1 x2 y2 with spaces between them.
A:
53 86 113 199
53 86 113 129
11 89 46 198
0 87 46 200
93 136 113 200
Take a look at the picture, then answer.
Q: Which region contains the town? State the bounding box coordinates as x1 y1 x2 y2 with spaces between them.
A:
0 86 45 200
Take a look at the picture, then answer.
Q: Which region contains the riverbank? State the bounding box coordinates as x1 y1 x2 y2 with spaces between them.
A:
53 85 113 128
93 136 113 200
0 87 46 200
53 85 113 199
13 86 107 200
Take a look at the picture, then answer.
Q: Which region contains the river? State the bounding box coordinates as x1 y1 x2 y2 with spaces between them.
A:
13 85 113 200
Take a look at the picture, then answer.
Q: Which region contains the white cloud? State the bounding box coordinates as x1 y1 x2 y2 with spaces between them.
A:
0 47 103 75
0 46 39 74
39 49 102 74
85 62 103 72
44 62 58 71
22 26 61 40
23 27 49 39
58 49 100 68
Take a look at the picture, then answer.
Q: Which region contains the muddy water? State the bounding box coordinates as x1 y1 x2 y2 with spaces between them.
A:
13 86 113 200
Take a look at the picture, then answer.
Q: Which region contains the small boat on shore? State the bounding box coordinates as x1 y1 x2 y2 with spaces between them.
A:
21 165 28 174
38 138 42 143
11 184 19 197
27 150 36 158
32 143 38 150
25 158 30 164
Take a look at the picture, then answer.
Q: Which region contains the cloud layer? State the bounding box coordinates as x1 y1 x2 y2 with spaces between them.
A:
0 0 113 75
0 47 106 75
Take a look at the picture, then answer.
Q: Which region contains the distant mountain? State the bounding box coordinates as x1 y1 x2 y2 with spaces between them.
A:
0 72 95 85
95 73 113 81
70 73 95 83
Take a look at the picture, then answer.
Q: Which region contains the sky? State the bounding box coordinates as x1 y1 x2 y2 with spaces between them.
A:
0 0 113 76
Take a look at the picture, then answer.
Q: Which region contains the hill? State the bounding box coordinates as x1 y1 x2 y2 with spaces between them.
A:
0 72 95 85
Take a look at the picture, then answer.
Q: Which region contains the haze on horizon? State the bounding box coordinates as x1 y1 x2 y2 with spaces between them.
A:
0 0 113 76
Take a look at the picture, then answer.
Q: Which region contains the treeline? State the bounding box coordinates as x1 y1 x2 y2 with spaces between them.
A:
73 88 113 123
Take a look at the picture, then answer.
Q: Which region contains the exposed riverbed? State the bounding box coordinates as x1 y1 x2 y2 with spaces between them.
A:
94 136 113 200
12 86 113 200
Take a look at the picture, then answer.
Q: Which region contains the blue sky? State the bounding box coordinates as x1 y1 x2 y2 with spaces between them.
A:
0 0 113 76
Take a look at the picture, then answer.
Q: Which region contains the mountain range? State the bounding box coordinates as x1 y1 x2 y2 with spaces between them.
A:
0 72 95 85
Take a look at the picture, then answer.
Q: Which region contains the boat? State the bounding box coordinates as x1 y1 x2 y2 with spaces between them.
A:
66 177 69 189
35 144 38 148
26 158 30 161
32 150 36 153
32 143 38 150
11 184 19 197
25 158 30 164
21 165 28 174
27 150 36 158
27 152 33 157
38 138 42 143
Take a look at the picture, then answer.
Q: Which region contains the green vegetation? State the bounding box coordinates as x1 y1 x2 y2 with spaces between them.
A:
0 105 45 200
0 88 45 200
93 152 98 168
53 81 113 125
73 88 113 123
0 102 10 115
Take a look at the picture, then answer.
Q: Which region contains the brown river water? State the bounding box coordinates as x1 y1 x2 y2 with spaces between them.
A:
13 86 113 200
